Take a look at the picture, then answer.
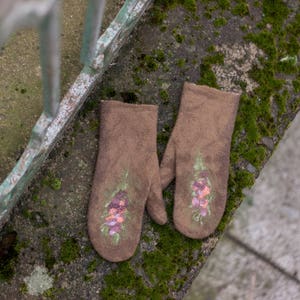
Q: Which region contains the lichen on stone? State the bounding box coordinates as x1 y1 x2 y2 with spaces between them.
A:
211 43 264 93
24 265 54 296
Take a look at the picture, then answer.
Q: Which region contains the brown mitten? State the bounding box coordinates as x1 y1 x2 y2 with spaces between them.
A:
88 101 167 262
157 83 240 239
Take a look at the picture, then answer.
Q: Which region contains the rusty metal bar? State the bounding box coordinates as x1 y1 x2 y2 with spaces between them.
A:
0 0 153 229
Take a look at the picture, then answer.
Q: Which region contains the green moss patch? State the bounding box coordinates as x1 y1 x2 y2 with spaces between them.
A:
151 0 197 25
201 0 230 14
87 259 98 273
142 54 160 71
227 1 300 171
132 74 146 86
42 173 62 191
293 79 300 93
198 51 224 88
244 1 299 115
231 1 249 16
153 49 166 63
159 89 170 103
41 237 56 270
59 238 80 264
157 131 170 146
100 262 151 298
216 0 230 10
198 63 218 87
42 287 62 299
173 30 185 43
262 0 289 33
213 17 227 28
101 222 202 298
101 86 117 99
176 58 186 68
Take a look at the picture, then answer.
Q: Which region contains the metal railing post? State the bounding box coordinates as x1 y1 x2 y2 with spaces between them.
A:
81 0 106 67
39 0 61 119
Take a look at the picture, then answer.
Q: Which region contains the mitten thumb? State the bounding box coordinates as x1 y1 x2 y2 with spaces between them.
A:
146 158 167 225
160 140 176 189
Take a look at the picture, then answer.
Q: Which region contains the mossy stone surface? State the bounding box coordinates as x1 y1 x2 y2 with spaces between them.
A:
0 0 299 298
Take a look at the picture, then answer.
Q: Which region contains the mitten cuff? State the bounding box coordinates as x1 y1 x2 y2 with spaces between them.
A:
100 100 158 112
180 82 240 112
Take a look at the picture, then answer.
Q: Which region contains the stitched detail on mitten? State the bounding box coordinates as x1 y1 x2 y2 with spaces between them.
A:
100 171 130 245
190 153 214 224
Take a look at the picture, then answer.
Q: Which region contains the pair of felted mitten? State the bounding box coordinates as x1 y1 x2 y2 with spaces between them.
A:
88 83 240 262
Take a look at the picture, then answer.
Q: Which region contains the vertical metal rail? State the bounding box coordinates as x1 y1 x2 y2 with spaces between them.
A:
81 0 106 68
0 0 62 222
40 1 61 120
0 0 61 149
0 0 153 229
33 0 61 147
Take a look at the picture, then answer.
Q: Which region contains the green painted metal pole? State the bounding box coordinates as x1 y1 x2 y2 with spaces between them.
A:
80 0 106 67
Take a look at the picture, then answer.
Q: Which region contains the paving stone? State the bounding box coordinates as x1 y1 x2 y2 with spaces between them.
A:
261 137 274 150
230 113 300 280
184 236 300 300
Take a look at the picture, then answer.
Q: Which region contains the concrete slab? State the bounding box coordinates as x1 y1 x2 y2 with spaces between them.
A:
230 113 300 281
184 236 300 300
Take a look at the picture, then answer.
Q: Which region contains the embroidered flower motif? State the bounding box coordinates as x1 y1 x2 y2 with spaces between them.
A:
190 154 214 223
101 190 129 243
100 171 130 244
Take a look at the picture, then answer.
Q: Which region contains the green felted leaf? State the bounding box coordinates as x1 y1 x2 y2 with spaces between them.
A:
192 212 200 222
193 153 206 172
112 233 120 245
101 226 109 236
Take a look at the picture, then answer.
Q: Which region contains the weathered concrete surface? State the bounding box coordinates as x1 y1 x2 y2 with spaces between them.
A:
184 112 300 299
184 236 300 300
232 112 300 280
0 0 123 182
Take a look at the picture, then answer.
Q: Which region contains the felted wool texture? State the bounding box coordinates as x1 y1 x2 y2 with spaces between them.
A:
88 100 167 262
158 82 240 239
